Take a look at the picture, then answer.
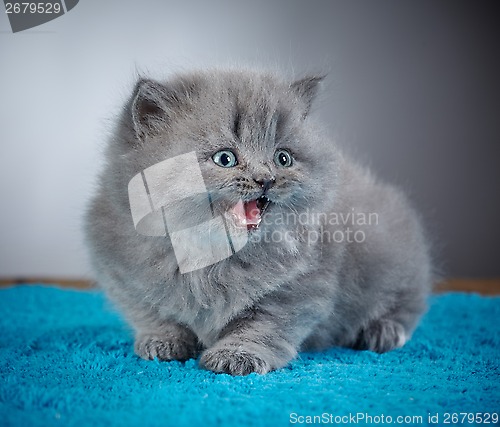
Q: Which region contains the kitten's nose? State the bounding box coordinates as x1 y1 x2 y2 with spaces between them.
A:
253 176 276 193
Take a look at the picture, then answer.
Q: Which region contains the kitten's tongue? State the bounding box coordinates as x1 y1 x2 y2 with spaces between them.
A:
228 200 261 228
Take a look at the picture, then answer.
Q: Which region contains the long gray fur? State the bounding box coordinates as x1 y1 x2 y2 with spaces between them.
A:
84 68 433 375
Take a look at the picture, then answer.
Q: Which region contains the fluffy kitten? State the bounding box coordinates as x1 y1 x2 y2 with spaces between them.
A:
85 69 432 375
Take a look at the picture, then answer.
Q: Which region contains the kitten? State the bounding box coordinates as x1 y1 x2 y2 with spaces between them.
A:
84 69 432 375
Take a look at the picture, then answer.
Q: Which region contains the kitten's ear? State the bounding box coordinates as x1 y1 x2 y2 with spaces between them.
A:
290 75 325 118
131 79 170 142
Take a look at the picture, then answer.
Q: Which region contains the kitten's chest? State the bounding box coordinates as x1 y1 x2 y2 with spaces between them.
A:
159 278 258 347
155 240 315 345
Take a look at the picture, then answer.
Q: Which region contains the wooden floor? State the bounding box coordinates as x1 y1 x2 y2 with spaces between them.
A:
0 277 499 294
433 278 500 295
0 277 97 289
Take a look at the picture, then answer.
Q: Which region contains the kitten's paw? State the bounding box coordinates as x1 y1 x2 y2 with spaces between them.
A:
134 332 199 361
354 318 407 353
200 345 272 376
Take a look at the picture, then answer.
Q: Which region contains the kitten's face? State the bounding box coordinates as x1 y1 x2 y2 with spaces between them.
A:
197 102 320 233
124 71 334 237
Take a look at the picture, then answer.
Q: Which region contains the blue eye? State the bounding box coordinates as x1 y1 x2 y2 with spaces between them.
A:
274 149 293 167
212 150 238 168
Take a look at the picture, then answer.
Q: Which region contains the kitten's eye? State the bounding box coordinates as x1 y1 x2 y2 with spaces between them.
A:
274 149 293 167
212 150 238 168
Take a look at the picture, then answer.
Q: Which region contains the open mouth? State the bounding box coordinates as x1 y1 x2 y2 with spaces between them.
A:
227 196 271 231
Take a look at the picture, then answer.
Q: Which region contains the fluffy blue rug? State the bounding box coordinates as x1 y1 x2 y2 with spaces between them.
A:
0 286 498 427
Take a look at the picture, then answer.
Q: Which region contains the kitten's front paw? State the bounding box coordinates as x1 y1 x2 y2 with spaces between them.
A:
200 345 272 376
135 332 199 361
354 318 407 353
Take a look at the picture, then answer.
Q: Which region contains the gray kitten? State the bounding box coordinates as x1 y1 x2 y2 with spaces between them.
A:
84 69 432 375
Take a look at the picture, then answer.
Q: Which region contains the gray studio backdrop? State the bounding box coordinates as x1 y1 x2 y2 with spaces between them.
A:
0 0 498 278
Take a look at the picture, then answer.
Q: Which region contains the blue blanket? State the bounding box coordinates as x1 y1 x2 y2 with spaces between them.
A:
0 286 498 426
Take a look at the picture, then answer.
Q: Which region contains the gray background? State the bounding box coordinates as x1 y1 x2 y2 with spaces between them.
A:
0 0 499 279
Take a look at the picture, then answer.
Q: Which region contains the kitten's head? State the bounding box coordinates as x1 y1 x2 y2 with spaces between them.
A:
113 69 337 247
